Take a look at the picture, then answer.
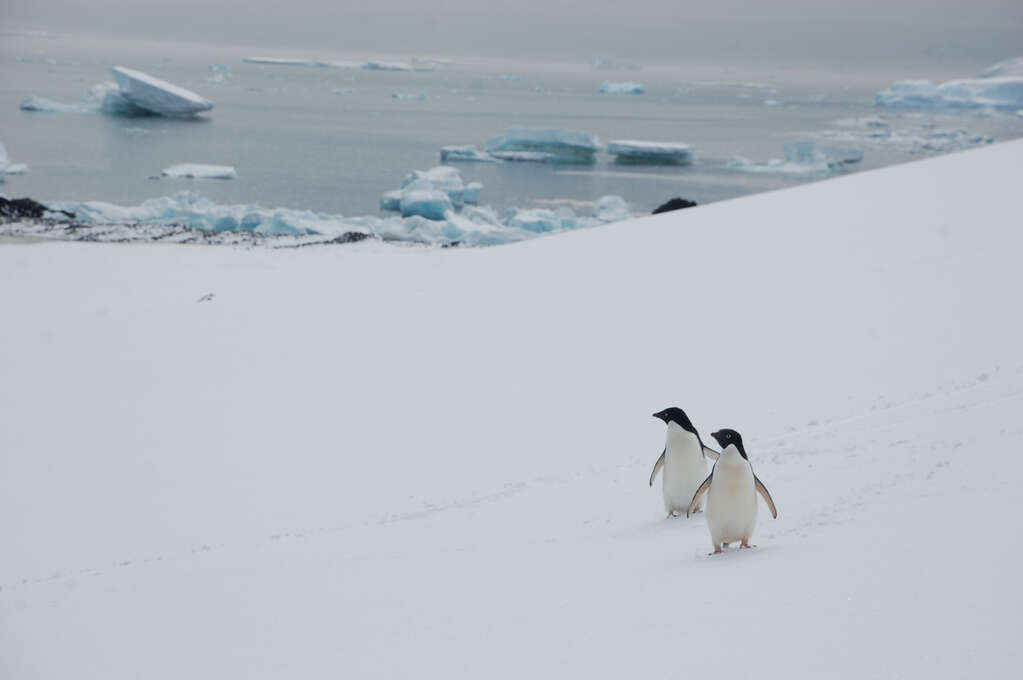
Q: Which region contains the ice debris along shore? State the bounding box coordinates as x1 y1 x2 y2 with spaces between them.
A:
728 140 862 175
876 57 1023 110
819 116 994 155
599 81 645 95
21 67 212 117
378 166 481 220
14 188 630 247
161 164 237 180
606 140 693 165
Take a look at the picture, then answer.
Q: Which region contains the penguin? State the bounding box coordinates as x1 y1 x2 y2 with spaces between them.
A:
687 428 777 554
649 407 721 517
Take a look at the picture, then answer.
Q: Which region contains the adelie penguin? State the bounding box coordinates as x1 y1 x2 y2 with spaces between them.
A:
649 407 720 517
688 428 777 554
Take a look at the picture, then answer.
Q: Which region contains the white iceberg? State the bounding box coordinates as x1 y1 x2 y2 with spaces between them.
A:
876 75 1023 110
0 142 27 182
440 146 500 163
400 166 467 206
381 166 484 218
593 195 629 222
600 81 645 95
484 127 601 163
161 164 237 180
243 57 318 67
606 140 693 165
110 66 213 117
5 163 29 175
412 56 455 67
980 57 1023 78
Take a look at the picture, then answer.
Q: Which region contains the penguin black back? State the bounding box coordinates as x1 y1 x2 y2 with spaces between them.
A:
652 407 698 435
710 429 747 460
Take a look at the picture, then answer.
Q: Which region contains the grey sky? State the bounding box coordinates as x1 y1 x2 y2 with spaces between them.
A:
4 1 1021 68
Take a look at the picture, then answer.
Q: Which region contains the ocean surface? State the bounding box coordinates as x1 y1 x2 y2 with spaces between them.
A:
2 32 1021 224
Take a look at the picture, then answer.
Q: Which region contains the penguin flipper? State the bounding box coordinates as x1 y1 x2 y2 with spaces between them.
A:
687 474 713 517
754 475 778 518
702 445 721 461
649 449 665 487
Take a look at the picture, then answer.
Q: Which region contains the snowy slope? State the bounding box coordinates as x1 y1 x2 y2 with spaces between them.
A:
1 140 1021 678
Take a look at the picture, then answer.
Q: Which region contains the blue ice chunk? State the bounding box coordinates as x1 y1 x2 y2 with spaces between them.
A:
600 81 645 94
484 127 601 163
400 189 452 220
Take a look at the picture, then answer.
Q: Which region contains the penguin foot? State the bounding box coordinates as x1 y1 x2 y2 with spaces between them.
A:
740 542 756 549
710 546 723 555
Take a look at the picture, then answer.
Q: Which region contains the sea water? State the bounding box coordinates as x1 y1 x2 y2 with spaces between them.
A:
2 32 1020 221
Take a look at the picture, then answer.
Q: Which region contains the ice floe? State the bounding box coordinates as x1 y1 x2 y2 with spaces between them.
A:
484 127 601 163
491 151 555 162
600 81 645 95
606 140 693 165
207 63 231 84
380 165 480 218
18 190 631 247
440 146 500 163
392 92 426 100
728 141 862 175
591 57 642 71
814 118 994 155
161 164 238 180
364 61 432 72
21 81 150 115
0 142 28 182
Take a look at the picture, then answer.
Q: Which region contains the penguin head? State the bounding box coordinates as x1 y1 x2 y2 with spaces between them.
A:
711 429 748 459
652 407 697 434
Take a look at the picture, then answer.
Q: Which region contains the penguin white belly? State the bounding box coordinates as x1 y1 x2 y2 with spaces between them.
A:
662 425 707 515
706 454 758 545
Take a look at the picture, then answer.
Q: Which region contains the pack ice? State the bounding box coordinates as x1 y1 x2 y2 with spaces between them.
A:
876 59 1023 109
599 81 645 95
439 146 500 163
484 127 601 163
161 164 238 180
607 140 693 165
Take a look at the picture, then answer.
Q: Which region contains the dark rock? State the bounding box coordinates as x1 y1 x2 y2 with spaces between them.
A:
652 198 698 215
0 197 75 220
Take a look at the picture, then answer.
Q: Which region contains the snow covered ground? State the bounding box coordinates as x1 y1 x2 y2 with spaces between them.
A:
1 140 1020 678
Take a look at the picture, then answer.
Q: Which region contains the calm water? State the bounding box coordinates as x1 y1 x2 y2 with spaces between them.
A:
2 32 1021 218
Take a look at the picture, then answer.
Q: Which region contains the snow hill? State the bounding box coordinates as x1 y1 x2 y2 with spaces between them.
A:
1 140 1020 678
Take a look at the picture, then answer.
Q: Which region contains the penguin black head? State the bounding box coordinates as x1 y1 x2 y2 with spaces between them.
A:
652 407 697 434
711 429 748 459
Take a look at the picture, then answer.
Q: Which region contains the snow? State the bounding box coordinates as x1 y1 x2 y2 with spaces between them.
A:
1 140 1019 678
439 145 500 163
485 127 601 163
980 56 1023 78
728 140 862 175
600 81 645 95
161 164 238 180
876 75 1023 110
606 140 693 165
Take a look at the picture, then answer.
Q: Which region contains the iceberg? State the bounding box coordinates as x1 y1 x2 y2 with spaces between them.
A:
591 57 642 71
243 57 319 66
0 142 27 182
593 195 629 222
606 140 693 165
161 164 238 180
484 127 601 163
463 182 482 204
21 81 151 116
412 57 455 67
110 66 213 117
381 165 483 218
400 190 452 220
440 146 500 163
207 63 231 84
980 57 1023 78
876 76 1023 110
364 61 432 72
391 92 426 100
600 81 645 95
728 141 862 175
5 163 28 175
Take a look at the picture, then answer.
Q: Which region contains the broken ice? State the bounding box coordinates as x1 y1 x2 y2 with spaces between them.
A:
876 61 1023 110
728 141 862 175
22 68 213 118
439 146 500 163
380 166 482 219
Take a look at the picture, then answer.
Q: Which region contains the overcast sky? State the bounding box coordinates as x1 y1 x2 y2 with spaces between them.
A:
4 1 1021 68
